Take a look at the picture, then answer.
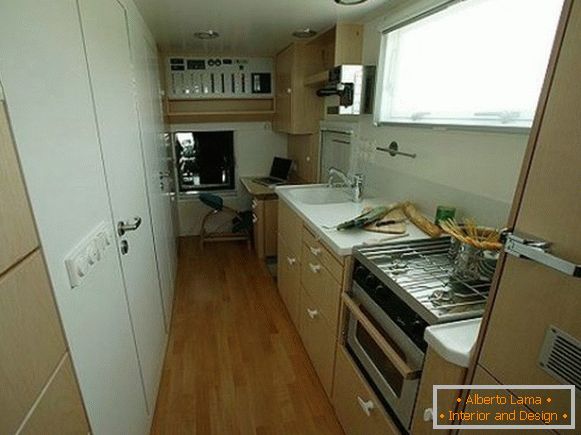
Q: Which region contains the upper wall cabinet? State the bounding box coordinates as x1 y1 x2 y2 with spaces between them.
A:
273 23 363 134
0 103 38 274
273 43 323 134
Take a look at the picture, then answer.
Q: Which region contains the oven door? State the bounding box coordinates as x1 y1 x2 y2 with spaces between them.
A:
344 289 424 429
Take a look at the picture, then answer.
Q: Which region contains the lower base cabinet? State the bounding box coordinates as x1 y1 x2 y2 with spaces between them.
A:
333 346 400 435
277 236 301 327
299 287 336 396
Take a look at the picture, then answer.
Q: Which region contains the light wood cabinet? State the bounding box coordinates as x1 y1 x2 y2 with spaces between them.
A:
288 134 320 183
273 43 323 134
411 348 467 435
299 287 337 396
19 356 89 435
252 197 278 259
333 346 400 435
277 200 303 257
0 104 38 275
277 235 301 327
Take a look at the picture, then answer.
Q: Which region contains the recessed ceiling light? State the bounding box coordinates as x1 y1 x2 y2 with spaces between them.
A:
292 28 318 39
334 0 368 5
194 30 220 40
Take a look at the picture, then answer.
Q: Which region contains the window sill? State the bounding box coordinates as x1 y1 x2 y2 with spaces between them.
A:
372 121 531 135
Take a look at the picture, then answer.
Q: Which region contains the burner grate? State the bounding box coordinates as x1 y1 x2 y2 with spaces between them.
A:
356 237 493 323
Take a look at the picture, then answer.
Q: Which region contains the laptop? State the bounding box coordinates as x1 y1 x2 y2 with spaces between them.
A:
253 157 293 186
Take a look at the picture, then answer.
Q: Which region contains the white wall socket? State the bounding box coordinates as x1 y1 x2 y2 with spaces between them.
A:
65 222 113 288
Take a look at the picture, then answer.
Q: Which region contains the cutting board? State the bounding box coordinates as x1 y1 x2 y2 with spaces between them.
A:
364 209 408 234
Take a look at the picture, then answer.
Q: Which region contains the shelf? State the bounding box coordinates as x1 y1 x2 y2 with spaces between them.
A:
164 97 275 123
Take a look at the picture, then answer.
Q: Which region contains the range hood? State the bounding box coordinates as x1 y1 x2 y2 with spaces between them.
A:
316 65 375 115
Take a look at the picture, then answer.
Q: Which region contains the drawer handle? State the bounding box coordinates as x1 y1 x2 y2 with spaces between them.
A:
309 246 322 256
307 308 319 319
287 257 297 266
251 199 258 209
357 396 375 417
423 408 434 422
252 213 258 224
309 263 322 273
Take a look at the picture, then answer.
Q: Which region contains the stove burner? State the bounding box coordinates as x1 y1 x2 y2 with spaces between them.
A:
354 237 494 324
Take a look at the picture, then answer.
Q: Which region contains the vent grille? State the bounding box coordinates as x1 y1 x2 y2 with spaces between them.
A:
539 326 581 394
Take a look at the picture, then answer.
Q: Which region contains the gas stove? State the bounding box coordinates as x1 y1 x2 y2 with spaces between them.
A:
353 236 491 325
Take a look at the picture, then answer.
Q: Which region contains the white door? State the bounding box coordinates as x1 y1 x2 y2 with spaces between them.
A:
78 0 166 413
127 17 177 329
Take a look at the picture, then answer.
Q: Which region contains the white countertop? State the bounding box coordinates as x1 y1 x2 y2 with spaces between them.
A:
276 184 432 256
424 318 482 368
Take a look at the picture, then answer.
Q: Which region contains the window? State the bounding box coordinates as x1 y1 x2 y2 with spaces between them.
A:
174 131 235 194
375 0 564 129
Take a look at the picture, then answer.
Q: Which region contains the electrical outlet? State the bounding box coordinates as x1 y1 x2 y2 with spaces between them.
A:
65 222 113 288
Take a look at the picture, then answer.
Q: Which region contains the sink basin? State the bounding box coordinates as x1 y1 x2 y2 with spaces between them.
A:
288 186 353 205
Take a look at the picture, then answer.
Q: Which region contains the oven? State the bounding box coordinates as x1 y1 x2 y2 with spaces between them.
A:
344 261 428 430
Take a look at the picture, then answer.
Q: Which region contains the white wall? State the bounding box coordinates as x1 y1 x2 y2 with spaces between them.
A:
325 1 531 228
171 122 287 236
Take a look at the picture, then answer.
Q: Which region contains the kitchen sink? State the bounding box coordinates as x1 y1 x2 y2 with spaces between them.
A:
287 186 353 205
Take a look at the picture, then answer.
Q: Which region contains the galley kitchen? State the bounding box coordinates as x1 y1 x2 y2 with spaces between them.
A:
0 0 579 434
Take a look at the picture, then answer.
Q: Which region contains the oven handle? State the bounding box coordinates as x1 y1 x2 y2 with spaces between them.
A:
342 293 421 381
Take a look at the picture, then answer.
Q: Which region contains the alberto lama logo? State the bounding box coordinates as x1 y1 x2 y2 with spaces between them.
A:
433 385 575 430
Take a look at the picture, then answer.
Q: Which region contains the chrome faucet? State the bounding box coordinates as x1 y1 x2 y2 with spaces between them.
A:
327 167 364 203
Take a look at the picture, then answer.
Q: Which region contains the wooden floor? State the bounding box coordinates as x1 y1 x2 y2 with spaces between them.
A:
150 238 344 435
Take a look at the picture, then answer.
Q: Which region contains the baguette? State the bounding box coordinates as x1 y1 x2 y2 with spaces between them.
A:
402 202 442 238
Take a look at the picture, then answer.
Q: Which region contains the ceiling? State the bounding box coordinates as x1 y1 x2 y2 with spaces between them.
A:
132 0 389 56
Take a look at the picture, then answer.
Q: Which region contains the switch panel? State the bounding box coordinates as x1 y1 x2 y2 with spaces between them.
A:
166 56 273 99
65 222 113 289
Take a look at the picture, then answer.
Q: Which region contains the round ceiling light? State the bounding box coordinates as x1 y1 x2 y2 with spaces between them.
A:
194 30 220 40
334 0 368 5
292 28 318 39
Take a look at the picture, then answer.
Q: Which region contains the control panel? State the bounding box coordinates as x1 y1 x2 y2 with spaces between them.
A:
64 222 114 289
166 56 274 99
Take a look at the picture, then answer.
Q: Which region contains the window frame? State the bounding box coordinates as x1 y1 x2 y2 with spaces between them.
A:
372 0 554 134
172 130 237 199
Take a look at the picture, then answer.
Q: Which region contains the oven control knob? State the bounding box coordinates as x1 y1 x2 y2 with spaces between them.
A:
364 274 377 289
353 265 367 281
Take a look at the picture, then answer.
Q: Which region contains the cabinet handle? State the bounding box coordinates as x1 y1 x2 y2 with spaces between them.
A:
286 88 292 94
252 213 258 224
309 246 322 256
287 257 297 266
252 199 258 209
357 396 375 417
423 408 434 422
307 308 319 319
309 263 321 274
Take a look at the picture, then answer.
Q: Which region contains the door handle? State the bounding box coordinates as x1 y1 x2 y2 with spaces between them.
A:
504 231 581 278
307 308 319 319
117 217 142 236
309 263 322 274
357 396 375 417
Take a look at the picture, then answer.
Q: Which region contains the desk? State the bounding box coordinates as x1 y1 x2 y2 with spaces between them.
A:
241 177 278 259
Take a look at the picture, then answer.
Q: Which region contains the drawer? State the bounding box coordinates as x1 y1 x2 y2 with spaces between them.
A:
277 236 300 327
299 287 337 397
300 243 341 332
333 346 400 435
0 251 67 435
302 225 344 283
278 200 303 257
19 355 89 435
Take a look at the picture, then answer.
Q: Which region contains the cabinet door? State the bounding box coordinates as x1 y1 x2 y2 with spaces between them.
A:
277 236 300 327
333 346 400 435
263 199 278 257
0 252 67 435
253 199 265 258
19 356 89 435
0 103 38 274
273 45 293 133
